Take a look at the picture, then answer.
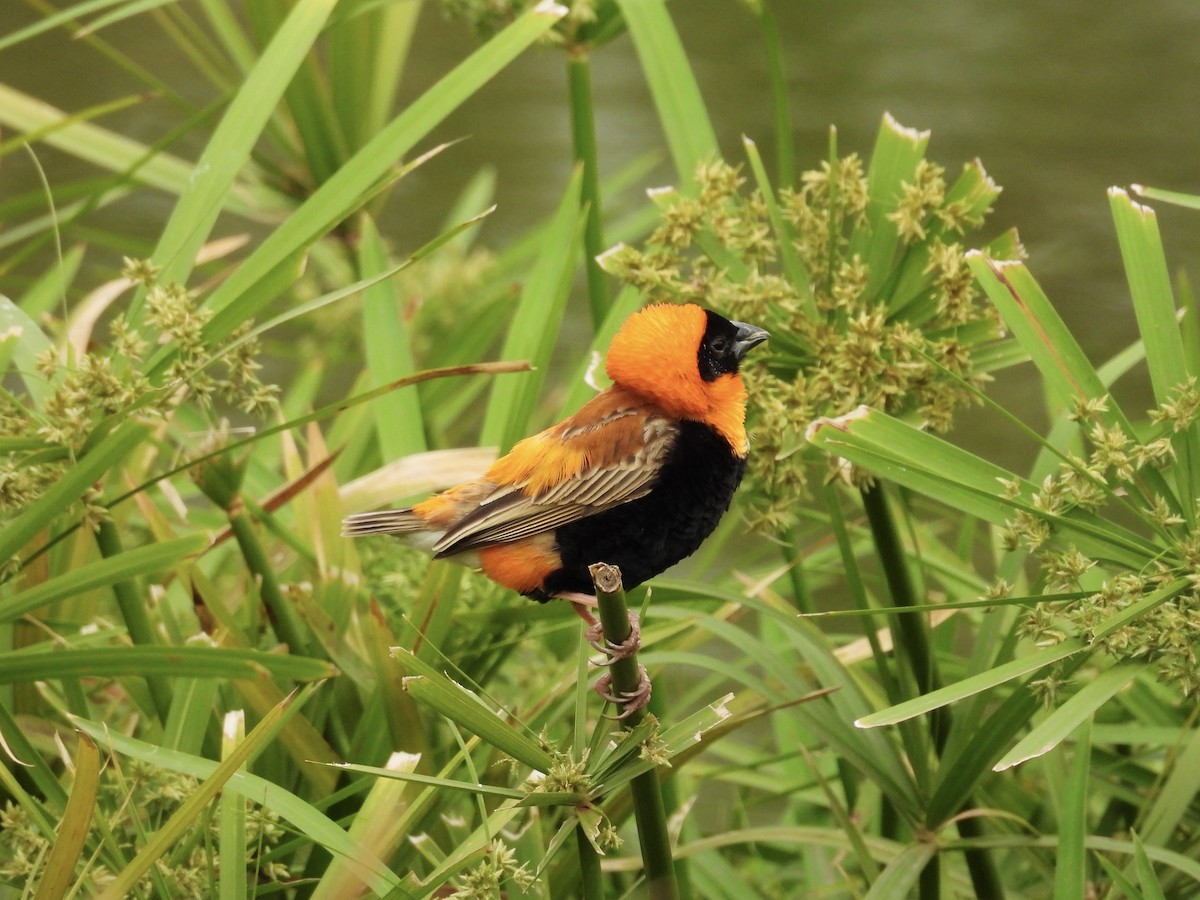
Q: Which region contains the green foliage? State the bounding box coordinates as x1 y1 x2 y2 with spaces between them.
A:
602 120 1013 532
1 0 1199 898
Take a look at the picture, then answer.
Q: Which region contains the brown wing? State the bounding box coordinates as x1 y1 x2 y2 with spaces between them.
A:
431 392 677 557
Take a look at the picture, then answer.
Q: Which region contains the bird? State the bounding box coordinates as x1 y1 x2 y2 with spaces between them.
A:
342 303 768 615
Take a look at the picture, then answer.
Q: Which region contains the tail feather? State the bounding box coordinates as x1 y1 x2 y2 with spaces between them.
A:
341 508 425 537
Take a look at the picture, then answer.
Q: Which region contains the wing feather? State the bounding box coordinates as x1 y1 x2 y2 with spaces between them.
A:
432 404 676 557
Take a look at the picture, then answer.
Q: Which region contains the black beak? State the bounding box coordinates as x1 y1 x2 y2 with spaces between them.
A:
731 320 770 361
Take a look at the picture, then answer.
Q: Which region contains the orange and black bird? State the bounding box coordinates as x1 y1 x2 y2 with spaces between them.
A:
342 303 768 611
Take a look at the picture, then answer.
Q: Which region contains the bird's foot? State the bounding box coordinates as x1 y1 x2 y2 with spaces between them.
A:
585 611 642 665
557 591 599 627
594 666 652 719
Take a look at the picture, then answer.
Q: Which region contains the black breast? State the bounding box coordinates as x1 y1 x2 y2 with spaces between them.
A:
536 420 746 599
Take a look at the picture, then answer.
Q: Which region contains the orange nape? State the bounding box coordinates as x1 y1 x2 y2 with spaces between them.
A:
478 537 561 595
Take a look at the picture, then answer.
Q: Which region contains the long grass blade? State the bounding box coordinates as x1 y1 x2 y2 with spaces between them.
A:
0 534 206 622
32 733 100 900
137 0 340 305
358 215 427 459
73 694 408 895
0 83 261 217
855 640 1084 728
218 711 247 900
392 646 555 772
197 2 565 336
481 167 584 452
1052 718 1091 900
94 689 301 899
993 666 1137 772
0 646 336 684
615 0 717 185
0 421 148 568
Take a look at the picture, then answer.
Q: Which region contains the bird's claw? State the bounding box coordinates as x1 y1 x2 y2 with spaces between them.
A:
585 611 642 665
594 665 652 719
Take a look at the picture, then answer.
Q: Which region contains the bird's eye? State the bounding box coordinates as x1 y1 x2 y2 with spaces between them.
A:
710 336 729 355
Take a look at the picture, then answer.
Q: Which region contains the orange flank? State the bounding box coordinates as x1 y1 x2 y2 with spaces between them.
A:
479 537 561 595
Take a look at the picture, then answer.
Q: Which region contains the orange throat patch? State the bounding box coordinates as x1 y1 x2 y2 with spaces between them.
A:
699 373 749 456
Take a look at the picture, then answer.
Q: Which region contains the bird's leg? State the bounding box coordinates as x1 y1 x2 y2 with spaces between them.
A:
586 611 641 665
594 665 652 719
557 591 599 627
587 608 650 717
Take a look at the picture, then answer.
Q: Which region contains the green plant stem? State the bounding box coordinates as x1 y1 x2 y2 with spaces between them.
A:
919 854 940 900
859 483 944 737
756 0 794 188
227 504 307 655
567 48 611 331
590 563 678 900
956 814 1006 899
858 484 944 900
859 486 1004 898
781 527 813 613
95 520 172 720
577 823 604 900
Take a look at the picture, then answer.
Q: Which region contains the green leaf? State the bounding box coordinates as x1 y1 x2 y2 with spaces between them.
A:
358 215 427 459
327 762 529 801
855 640 1084 728
311 751 424 900
1138 723 1200 846
197 1 565 342
32 733 99 900
969 252 1127 424
1108 187 1199 517
967 251 1184 520
392 647 555 772
1052 718 1090 900
0 646 336 684
0 421 149 566
142 197 487 387
0 83 263 218
805 407 1158 568
481 167 584 452
74 0 178 36
0 293 54 403
615 0 717 185
0 534 207 622
994 666 1137 772
854 113 929 302
93 689 303 899
1091 578 1189 642
1108 189 1188 407
864 842 936 899
1133 831 1169 900
138 0 340 304
327 0 420 150
1131 183 1200 211
218 712 247 900
73 700 408 897
0 0 127 51
742 135 814 313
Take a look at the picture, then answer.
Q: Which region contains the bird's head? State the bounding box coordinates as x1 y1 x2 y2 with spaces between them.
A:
605 304 769 451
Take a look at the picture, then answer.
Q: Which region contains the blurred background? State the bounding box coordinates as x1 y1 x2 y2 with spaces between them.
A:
4 0 1200 459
